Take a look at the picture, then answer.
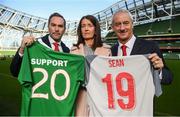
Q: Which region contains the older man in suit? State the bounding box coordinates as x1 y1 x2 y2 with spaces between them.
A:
111 9 172 84
10 12 70 77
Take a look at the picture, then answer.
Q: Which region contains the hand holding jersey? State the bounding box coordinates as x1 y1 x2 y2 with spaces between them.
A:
148 53 164 70
18 42 84 116
19 36 36 55
85 55 162 116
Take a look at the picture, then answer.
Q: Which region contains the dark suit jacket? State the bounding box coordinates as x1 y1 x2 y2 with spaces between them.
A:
111 37 173 84
10 34 70 77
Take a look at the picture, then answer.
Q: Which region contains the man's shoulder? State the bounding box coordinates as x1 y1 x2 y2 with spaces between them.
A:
136 37 157 46
61 41 69 48
111 42 119 49
41 34 49 40
137 37 154 42
61 42 70 53
36 34 49 44
36 34 51 48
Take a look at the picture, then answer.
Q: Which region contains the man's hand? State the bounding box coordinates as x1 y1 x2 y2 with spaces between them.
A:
148 53 164 70
19 36 36 54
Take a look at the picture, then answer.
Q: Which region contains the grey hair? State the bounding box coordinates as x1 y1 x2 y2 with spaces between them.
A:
112 9 134 24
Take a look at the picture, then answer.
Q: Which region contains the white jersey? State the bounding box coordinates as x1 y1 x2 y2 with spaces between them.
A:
85 55 158 116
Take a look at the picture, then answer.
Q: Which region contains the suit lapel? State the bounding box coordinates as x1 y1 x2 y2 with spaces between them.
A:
61 42 68 53
41 34 69 53
130 38 142 55
41 34 51 48
111 43 119 56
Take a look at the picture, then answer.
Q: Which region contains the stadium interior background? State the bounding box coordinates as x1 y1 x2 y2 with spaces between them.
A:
0 0 180 116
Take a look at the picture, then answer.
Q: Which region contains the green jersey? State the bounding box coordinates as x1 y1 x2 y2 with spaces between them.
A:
18 42 85 116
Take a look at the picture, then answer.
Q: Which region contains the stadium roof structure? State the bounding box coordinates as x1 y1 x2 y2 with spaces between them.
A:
93 0 180 33
0 4 79 35
0 0 180 48
0 4 78 48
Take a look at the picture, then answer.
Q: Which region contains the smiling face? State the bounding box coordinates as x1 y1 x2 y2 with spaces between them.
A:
112 11 133 44
81 18 95 41
48 16 65 42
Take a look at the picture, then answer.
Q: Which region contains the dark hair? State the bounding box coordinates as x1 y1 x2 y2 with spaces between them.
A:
48 12 66 29
75 15 103 50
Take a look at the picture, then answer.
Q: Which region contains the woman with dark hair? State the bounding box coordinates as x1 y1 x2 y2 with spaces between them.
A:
71 15 111 56
70 15 111 116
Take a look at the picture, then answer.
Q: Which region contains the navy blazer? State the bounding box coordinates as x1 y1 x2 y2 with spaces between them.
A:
10 34 70 77
111 37 173 84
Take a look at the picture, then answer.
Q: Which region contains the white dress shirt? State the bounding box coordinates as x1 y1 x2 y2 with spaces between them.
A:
117 35 136 56
48 35 62 52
